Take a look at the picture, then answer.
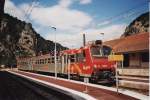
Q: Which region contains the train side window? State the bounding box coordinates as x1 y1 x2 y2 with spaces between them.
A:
35 60 38 64
48 58 51 63
44 59 47 64
70 55 76 63
42 59 44 64
52 57 54 63
38 60 40 64
40 59 42 64
57 56 60 62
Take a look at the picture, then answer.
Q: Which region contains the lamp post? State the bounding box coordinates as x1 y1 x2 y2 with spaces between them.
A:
50 26 57 79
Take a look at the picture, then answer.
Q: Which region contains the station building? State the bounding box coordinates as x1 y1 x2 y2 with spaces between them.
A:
104 32 149 90
104 32 149 69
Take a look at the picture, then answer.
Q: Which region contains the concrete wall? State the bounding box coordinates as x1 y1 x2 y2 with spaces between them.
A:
118 68 149 76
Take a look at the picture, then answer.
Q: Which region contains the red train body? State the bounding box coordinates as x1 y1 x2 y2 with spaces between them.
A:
60 40 116 81
17 40 116 82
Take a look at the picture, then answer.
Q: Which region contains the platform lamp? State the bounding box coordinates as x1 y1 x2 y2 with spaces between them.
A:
50 26 57 79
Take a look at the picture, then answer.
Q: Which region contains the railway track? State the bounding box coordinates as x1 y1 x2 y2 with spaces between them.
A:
0 71 85 100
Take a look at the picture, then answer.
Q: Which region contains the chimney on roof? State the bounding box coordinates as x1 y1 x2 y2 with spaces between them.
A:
0 0 5 14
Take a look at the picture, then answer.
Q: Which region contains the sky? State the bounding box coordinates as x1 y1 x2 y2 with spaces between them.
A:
4 0 149 48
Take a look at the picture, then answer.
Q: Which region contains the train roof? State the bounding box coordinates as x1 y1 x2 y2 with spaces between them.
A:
61 49 79 54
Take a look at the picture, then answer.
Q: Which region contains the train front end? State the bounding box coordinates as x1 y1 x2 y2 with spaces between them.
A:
89 40 116 83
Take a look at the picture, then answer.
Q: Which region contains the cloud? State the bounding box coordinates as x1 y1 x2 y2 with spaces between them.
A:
4 0 126 49
79 0 92 5
4 0 93 32
45 24 126 48
82 24 126 41
98 20 111 27
4 0 25 20
28 0 92 32
58 0 73 8
30 5 92 31
45 32 83 48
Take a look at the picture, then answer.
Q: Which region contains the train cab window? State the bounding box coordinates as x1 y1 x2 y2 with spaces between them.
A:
91 46 111 57
103 46 112 56
91 46 103 57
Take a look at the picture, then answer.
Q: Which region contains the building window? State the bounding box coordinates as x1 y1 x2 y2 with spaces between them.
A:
141 52 149 62
131 53 136 57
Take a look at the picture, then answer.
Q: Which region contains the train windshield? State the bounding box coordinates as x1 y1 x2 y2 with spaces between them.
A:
90 46 112 57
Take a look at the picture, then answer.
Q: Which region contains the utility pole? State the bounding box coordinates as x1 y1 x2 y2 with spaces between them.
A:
50 26 57 79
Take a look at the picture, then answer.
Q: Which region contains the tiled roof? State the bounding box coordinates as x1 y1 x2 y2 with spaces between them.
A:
104 32 149 53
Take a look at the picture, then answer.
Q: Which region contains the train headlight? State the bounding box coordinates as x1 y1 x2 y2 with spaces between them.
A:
94 65 97 69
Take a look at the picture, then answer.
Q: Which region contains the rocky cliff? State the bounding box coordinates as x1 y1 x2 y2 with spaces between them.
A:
0 13 67 66
121 12 149 37
0 0 5 14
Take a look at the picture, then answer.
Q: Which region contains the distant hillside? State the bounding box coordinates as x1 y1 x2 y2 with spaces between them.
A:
121 12 149 37
0 13 67 66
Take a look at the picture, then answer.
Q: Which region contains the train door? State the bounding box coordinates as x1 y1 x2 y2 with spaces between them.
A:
81 48 93 77
61 55 65 73
69 54 76 74
57 56 61 73
61 54 68 74
76 49 86 76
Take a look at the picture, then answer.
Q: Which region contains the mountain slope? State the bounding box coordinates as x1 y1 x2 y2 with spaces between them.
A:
0 13 67 66
121 12 149 37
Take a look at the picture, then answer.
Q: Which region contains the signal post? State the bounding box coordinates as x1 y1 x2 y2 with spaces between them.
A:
108 54 124 93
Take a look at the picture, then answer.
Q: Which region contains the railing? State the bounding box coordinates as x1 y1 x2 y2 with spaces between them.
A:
117 68 149 90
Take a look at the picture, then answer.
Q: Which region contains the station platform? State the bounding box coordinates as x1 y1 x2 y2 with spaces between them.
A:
8 70 149 100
